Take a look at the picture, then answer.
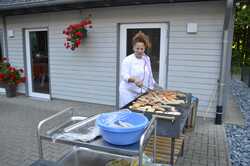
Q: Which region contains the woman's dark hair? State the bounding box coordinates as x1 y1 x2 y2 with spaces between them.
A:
132 31 151 49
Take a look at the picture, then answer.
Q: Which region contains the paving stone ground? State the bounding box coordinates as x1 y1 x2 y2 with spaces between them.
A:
176 118 230 166
0 95 230 166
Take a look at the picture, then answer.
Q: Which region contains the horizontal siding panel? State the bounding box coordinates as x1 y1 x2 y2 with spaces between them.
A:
169 34 222 41
193 94 218 103
50 57 116 63
50 34 116 41
51 66 115 73
87 28 116 33
7 43 23 48
170 43 221 50
50 58 115 65
168 77 217 84
167 86 216 96
51 42 116 52
170 31 222 38
51 71 114 78
169 54 220 61
52 86 115 97
51 30 117 37
169 60 219 68
50 62 116 68
49 48 116 54
53 82 115 91
168 82 217 90
171 25 223 32
50 23 116 30
51 26 116 33
51 73 115 82
168 66 219 73
52 93 115 105
50 36 116 43
169 49 220 55
167 87 216 96
169 38 221 44
8 48 23 52
8 60 23 66
168 71 218 79
51 78 116 87
170 41 221 45
168 81 217 90
50 53 116 59
6 51 24 55
51 42 116 48
7 56 24 61
62 18 224 26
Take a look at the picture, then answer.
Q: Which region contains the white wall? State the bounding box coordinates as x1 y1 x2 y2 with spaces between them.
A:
6 0 225 117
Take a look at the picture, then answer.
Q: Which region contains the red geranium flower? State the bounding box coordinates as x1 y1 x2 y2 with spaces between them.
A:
0 73 4 80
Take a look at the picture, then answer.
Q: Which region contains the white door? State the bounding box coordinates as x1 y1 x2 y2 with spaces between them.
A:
120 23 168 88
25 29 50 99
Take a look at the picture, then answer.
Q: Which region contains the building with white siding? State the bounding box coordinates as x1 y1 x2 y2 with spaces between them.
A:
0 0 234 119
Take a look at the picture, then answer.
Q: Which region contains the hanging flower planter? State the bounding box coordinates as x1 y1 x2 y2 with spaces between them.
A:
63 16 92 50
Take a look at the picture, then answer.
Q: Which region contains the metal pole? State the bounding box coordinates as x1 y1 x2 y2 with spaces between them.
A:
37 132 43 159
153 119 157 163
170 138 175 166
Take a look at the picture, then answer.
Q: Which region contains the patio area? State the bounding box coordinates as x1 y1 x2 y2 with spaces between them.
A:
0 94 230 166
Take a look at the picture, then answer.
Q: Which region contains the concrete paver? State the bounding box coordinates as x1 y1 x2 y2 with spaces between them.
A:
176 118 231 166
0 95 231 166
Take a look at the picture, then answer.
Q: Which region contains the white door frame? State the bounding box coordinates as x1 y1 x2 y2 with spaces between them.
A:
0 29 6 93
119 23 168 88
25 28 50 99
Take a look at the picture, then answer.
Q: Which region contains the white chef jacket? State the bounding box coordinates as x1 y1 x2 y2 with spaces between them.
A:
119 53 155 108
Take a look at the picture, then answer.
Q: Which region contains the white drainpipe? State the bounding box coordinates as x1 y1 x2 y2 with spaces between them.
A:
215 0 234 124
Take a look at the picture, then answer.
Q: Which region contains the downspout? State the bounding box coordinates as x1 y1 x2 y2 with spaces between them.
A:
215 0 234 124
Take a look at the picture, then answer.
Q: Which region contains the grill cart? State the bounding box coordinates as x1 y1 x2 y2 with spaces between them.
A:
121 90 194 164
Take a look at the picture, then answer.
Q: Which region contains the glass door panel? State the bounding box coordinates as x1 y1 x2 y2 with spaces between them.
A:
29 31 49 94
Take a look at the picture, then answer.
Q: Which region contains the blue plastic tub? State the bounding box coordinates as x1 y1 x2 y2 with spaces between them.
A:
96 111 149 145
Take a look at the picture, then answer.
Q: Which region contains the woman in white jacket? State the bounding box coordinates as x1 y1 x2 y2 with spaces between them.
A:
119 31 156 108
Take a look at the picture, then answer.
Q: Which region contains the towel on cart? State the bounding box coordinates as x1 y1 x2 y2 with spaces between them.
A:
51 126 100 143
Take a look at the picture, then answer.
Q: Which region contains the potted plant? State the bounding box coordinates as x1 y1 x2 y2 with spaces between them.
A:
0 57 26 97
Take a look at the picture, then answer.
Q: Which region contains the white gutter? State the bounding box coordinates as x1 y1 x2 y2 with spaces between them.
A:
215 0 234 124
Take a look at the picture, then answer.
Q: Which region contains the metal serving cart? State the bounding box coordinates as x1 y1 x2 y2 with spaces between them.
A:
37 107 182 166
36 94 195 166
